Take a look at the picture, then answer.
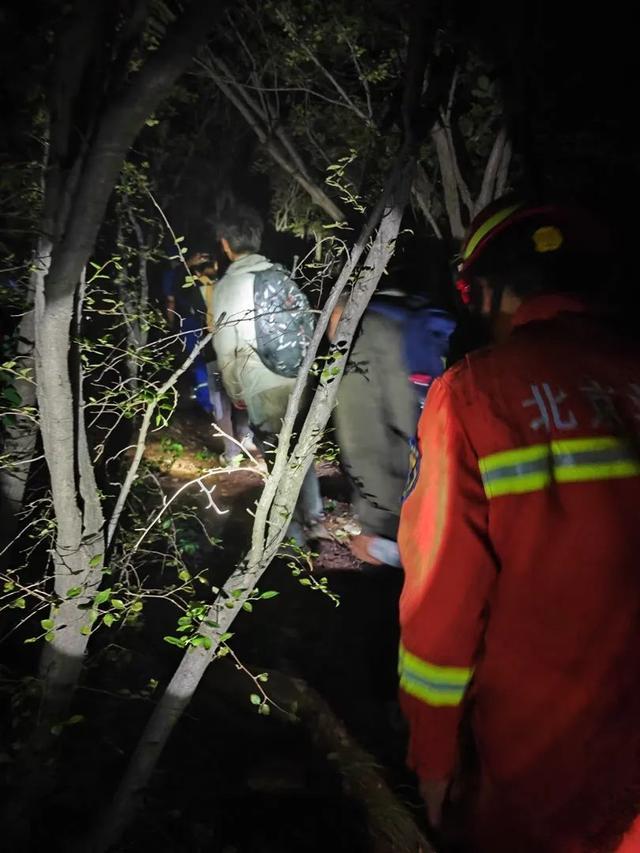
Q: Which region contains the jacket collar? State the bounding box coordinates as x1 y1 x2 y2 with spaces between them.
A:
511 292 589 330
226 253 269 274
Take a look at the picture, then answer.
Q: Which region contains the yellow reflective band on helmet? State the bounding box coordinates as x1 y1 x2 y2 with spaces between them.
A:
398 644 473 708
479 436 640 499
462 204 521 262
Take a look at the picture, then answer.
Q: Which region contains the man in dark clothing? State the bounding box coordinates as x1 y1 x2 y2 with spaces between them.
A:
329 292 419 568
327 292 433 725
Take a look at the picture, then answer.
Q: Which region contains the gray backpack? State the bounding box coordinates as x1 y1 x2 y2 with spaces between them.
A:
252 264 315 378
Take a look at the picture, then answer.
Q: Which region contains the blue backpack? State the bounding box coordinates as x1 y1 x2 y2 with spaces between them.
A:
367 296 456 407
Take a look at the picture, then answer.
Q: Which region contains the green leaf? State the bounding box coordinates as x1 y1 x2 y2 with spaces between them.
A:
258 703 271 716
3 580 15 592
220 632 234 643
202 636 212 651
24 637 38 644
163 635 184 647
40 619 54 631
260 591 279 600
249 693 261 706
94 588 111 606
80 626 91 636
66 587 82 599
89 554 103 568
3 387 21 406
257 673 269 683
45 632 55 642
299 578 312 586
178 570 191 582
67 714 84 726
12 597 26 610
103 613 115 627
242 602 253 613
131 601 143 613
111 598 125 610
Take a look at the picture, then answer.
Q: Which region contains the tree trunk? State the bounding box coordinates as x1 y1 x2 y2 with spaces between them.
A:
34 270 105 730
29 0 227 728
476 126 509 213
0 245 46 551
432 121 465 241
271 674 435 853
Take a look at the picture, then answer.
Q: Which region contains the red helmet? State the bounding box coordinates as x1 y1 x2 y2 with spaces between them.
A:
455 201 611 305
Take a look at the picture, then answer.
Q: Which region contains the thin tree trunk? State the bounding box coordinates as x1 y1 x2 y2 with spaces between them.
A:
476 126 509 213
496 136 512 197
86 156 414 853
0 251 43 550
118 206 151 390
432 121 465 241
35 268 105 731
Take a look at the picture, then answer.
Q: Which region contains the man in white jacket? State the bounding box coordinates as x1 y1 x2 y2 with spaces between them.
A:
212 206 323 544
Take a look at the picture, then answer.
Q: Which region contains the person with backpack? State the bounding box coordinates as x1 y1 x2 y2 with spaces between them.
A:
326 289 454 731
329 289 455 568
212 205 324 544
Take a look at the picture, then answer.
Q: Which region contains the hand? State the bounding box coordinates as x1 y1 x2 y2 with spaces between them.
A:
419 778 449 829
349 533 384 565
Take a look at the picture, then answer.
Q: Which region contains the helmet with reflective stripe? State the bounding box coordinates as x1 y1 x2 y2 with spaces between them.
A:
455 200 611 305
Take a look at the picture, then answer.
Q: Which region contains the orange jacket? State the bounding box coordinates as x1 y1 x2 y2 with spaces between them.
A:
398 294 640 850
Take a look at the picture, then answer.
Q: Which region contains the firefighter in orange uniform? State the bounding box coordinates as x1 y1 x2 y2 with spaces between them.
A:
398 201 640 852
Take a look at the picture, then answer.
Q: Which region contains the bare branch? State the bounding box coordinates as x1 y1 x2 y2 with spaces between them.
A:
412 163 443 240
106 326 214 549
344 35 373 121
199 55 345 223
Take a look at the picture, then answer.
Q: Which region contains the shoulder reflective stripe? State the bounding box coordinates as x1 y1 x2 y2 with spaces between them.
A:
399 645 472 707
462 204 521 261
478 436 640 498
